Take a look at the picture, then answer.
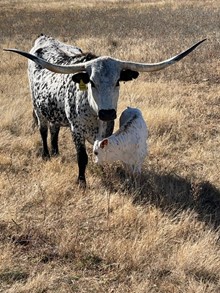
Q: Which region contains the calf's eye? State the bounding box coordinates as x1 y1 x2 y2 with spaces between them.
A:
94 151 98 156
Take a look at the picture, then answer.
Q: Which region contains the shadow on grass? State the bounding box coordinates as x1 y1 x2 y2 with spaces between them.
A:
94 164 220 230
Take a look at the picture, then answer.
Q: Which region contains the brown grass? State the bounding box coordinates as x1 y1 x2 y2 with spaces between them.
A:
0 0 220 292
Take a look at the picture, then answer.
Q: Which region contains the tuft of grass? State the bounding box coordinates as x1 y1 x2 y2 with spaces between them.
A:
0 270 29 284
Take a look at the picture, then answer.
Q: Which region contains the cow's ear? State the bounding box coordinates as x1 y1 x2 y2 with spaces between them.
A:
72 72 90 84
100 139 108 149
120 69 139 82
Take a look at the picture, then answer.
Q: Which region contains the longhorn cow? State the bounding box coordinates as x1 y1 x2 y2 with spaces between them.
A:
4 35 205 187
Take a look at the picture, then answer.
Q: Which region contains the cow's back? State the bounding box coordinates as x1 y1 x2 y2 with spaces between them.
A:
28 35 94 126
29 34 82 62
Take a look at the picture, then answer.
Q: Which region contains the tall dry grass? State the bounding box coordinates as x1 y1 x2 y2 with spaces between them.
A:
0 1 220 292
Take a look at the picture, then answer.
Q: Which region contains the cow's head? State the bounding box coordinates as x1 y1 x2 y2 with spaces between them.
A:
4 39 205 121
72 57 139 121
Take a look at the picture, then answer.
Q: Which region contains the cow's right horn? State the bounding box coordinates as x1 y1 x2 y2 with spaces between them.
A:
4 49 86 74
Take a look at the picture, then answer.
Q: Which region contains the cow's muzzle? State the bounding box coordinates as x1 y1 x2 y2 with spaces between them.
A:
98 109 116 121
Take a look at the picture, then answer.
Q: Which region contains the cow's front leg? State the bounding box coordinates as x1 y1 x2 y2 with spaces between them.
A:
50 123 60 156
36 113 50 160
39 124 50 159
73 134 88 188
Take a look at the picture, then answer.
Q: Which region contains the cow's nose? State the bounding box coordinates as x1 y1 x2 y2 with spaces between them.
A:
98 109 116 121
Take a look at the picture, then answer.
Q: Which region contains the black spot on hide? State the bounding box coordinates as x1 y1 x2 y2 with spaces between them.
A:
120 69 139 82
72 72 90 84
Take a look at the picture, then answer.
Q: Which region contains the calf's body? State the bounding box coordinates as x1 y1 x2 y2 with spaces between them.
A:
93 107 148 174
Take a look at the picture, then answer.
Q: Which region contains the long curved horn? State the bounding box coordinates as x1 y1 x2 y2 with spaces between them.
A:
119 39 206 72
3 49 86 74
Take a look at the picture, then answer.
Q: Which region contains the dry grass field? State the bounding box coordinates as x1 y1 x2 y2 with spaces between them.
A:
0 0 220 292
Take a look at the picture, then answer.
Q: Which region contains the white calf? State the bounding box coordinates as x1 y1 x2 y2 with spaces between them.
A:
93 107 148 175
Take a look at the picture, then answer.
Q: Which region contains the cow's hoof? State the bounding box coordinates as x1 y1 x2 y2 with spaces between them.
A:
51 151 59 157
76 177 86 189
42 153 50 161
79 180 86 189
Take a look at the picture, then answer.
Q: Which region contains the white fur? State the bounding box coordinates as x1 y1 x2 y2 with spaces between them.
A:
93 107 148 174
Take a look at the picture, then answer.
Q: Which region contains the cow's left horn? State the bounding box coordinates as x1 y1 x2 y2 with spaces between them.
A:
4 49 86 73
119 39 206 72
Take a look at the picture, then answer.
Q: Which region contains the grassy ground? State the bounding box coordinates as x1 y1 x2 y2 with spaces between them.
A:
0 1 220 292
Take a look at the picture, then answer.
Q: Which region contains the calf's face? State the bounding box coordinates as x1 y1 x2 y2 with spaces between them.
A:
93 139 109 164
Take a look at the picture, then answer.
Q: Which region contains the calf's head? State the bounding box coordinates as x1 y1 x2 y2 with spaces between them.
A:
93 139 109 164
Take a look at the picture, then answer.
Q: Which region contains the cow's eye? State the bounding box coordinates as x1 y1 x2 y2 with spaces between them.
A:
94 151 98 156
90 80 96 88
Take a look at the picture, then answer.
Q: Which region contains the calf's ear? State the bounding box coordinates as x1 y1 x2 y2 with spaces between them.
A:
120 69 139 82
100 139 108 149
72 72 90 84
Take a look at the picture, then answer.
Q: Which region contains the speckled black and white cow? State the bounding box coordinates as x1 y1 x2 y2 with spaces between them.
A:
5 35 205 187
